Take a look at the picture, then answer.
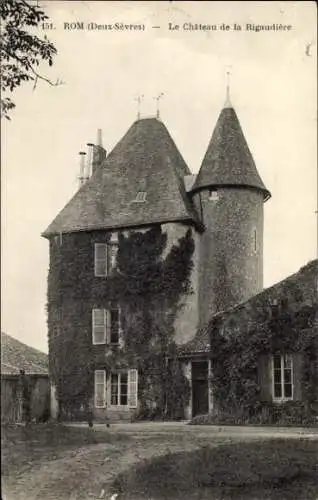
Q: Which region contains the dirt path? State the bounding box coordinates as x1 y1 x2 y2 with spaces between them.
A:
3 435 209 500
3 423 318 500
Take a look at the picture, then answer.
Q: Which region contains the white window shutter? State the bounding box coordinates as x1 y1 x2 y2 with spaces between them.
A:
94 370 106 408
92 309 106 344
94 244 108 277
128 369 138 408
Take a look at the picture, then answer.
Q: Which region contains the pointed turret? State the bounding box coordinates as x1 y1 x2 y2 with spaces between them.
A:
192 104 271 200
192 98 271 326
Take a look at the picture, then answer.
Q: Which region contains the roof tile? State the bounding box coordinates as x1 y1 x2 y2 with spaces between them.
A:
43 118 201 237
1 332 48 376
192 107 270 199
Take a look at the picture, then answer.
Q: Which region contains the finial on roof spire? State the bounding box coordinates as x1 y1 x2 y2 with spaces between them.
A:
96 129 103 147
78 151 87 187
154 93 164 119
134 94 144 120
224 68 232 108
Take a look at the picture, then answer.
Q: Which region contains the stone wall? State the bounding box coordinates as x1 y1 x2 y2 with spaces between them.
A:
192 187 264 327
1 375 50 423
162 223 199 345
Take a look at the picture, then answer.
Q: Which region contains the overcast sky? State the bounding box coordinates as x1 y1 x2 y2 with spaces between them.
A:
1 1 317 353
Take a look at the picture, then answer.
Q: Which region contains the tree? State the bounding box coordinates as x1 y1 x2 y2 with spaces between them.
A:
1 0 59 119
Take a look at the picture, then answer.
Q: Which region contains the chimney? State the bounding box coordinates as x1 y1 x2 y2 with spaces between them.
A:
78 151 87 187
86 143 94 178
92 128 107 175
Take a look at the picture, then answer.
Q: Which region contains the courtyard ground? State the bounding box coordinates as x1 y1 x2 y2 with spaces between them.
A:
2 422 318 500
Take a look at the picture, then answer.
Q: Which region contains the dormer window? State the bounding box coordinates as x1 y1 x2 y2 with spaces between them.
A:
133 191 147 203
209 189 219 201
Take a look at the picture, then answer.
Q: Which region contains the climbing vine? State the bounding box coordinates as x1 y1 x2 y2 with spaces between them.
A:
209 287 318 425
48 225 194 420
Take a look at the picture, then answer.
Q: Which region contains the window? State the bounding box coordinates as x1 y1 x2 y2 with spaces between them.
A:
272 354 293 401
133 191 147 203
208 189 219 201
94 370 106 408
92 309 107 344
94 241 118 277
110 308 120 344
108 243 118 270
110 369 138 407
92 307 121 345
94 244 108 277
111 372 128 405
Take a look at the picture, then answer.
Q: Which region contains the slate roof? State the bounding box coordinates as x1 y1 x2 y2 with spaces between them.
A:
192 106 271 200
43 118 201 237
1 332 48 376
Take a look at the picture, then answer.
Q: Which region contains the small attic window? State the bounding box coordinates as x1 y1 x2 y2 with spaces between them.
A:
209 189 219 201
133 191 147 203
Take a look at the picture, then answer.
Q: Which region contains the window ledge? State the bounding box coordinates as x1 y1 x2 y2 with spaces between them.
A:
272 398 294 404
109 405 130 409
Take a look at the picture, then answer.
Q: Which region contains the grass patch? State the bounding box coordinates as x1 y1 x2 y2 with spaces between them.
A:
1 422 127 477
111 439 318 499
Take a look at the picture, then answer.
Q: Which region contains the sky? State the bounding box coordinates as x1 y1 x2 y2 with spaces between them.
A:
1 1 317 353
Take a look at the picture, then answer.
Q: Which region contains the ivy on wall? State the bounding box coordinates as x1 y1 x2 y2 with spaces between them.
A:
47 225 194 419
209 287 318 424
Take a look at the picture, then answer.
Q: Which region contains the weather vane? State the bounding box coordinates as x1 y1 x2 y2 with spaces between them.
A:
153 93 164 119
134 94 144 120
225 66 232 107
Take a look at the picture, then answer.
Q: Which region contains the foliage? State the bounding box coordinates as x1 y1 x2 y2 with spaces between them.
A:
48 225 194 419
0 0 58 119
190 401 318 426
209 287 318 423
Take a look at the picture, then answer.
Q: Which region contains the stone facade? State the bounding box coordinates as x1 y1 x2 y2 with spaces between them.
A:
192 187 264 327
48 222 199 421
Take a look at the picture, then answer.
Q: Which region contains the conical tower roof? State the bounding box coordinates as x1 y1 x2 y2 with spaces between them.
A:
192 104 271 200
43 118 201 237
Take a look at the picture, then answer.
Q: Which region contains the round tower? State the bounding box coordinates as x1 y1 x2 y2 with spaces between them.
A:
191 97 271 327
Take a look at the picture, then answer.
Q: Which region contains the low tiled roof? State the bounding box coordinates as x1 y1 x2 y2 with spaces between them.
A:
192 106 271 200
43 118 201 237
1 332 48 376
178 326 211 356
179 259 318 355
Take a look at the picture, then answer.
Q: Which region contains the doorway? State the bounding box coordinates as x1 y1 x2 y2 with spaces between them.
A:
192 361 209 418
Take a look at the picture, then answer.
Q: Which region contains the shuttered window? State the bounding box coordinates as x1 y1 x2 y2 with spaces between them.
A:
110 370 138 408
94 242 118 276
94 370 106 408
92 309 106 344
92 307 121 345
272 354 293 401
